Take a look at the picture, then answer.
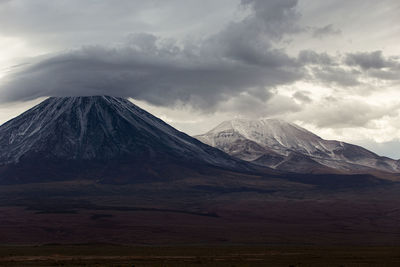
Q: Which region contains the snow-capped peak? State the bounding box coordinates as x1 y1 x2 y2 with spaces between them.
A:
195 118 400 174
202 118 323 156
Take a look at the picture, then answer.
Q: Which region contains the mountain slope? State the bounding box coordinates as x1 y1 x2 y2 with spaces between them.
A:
0 96 251 183
195 118 400 174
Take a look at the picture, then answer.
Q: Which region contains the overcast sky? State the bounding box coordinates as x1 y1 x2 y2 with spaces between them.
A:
1 0 400 158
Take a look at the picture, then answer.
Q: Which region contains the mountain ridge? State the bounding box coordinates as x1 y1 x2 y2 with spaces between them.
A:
195 118 400 175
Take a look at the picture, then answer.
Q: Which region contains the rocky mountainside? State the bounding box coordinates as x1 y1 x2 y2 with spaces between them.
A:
0 96 251 183
195 119 400 174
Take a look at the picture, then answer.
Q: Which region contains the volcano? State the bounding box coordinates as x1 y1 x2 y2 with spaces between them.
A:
0 96 250 183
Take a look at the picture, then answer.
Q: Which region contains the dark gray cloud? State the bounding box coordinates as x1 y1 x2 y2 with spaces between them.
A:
297 50 363 88
204 0 302 66
292 91 312 103
344 51 400 81
1 43 303 110
298 50 335 66
240 0 301 38
312 24 341 39
345 51 393 70
311 66 361 87
368 69 400 81
0 0 304 111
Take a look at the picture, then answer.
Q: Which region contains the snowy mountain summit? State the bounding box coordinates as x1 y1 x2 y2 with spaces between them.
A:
0 96 247 183
195 118 400 174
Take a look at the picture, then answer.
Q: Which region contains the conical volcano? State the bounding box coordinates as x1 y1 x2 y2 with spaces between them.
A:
0 96 248 183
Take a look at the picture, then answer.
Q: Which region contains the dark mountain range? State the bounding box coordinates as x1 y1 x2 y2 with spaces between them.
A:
0 96 253 184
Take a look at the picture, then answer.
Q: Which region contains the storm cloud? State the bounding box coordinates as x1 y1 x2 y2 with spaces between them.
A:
344 51 400 81
312 24 341 39
0 0 304 110
345 51 396 70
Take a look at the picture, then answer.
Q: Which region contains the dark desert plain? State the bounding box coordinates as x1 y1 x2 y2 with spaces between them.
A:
0 171 399 266
1 0 400 266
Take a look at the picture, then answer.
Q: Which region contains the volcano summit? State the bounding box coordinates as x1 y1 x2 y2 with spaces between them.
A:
0 96 248 183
